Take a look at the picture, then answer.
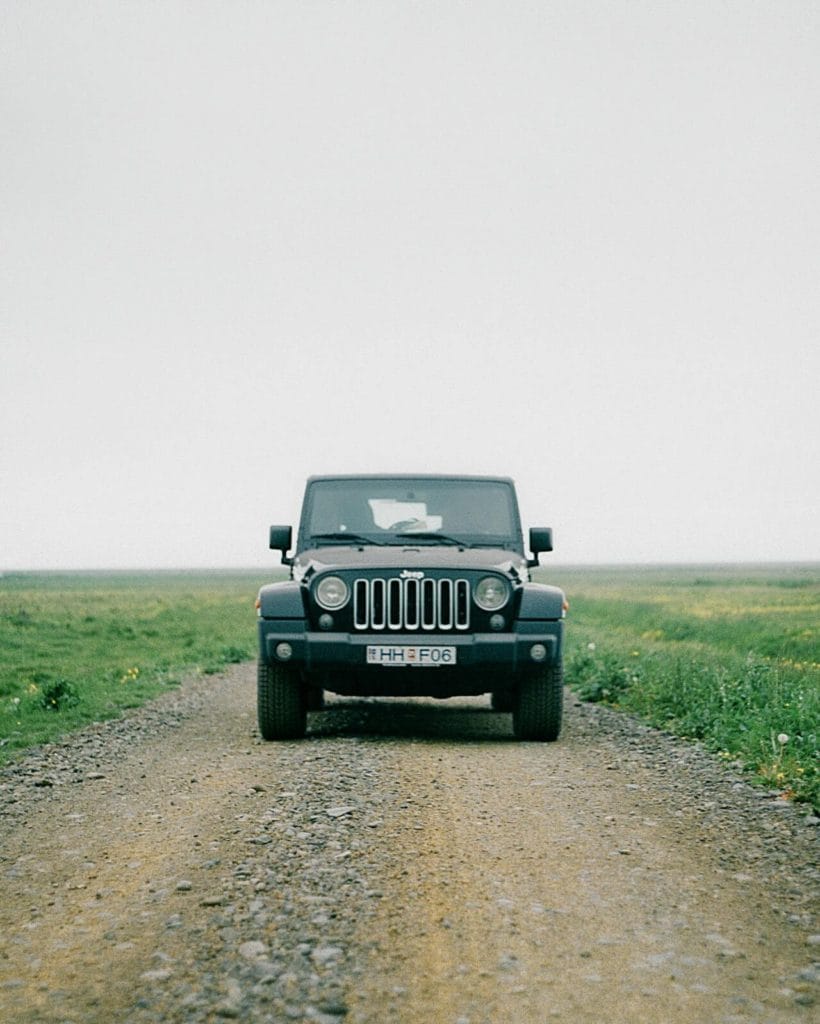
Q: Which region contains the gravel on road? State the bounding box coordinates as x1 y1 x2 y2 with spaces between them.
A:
0 664 817 1024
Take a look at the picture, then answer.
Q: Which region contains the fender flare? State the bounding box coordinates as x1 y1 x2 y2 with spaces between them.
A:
517 583 566 621
257 582 305 619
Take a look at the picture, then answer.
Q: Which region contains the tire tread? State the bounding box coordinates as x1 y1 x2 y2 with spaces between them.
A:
513 661 563 741
257 661 306 740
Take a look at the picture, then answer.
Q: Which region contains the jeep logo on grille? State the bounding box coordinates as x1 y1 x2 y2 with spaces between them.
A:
399 570 425 580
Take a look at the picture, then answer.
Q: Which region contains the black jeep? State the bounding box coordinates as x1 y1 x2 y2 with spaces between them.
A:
256 475 566 740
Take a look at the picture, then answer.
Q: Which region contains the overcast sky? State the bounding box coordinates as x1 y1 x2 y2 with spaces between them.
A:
2 1 818 570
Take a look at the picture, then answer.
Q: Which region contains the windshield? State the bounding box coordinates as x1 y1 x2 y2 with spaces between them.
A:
300 477 521 550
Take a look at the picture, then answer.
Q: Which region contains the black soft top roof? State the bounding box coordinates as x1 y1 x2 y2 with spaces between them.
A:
305 474 516 485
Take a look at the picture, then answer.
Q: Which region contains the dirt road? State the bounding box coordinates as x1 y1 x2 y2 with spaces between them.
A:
1 665 817 1023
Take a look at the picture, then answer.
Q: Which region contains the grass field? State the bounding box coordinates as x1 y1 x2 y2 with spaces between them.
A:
2 565 818 809
548 563 819 810
0 570 266 760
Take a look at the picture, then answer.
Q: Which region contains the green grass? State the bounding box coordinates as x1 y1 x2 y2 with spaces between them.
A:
0 570 272 763
545 564 820 811
3 565 818 810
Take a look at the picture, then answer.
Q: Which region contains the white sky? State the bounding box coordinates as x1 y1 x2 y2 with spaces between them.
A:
2 1 818 569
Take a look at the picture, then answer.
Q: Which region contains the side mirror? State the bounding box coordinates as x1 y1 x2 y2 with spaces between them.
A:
528 527 553 567
269 525 293 565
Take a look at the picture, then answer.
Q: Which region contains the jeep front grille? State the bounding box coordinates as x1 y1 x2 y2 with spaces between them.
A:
353 577 470 631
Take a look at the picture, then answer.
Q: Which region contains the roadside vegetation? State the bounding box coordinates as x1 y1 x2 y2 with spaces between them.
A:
0 571 266 763
2 566 817 809
550 564 819 811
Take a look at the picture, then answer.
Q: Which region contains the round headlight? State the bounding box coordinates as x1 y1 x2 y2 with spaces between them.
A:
474 576 510 612
315 575 349 610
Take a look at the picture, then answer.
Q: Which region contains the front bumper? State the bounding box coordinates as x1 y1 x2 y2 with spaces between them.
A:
259 622 562 672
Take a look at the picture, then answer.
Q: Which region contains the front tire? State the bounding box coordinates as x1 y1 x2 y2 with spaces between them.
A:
257 661 306 740
513 661 563 741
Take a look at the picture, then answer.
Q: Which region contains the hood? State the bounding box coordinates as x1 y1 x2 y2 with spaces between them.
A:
293 544 529 580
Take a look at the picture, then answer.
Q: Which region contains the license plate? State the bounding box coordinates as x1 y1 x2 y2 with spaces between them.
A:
366 645 456 667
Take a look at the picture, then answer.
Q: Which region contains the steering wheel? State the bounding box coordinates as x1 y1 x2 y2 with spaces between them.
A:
388 518 422 531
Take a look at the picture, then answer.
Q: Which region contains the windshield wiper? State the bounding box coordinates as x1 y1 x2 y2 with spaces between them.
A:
310 532 385 546
393 531 471 547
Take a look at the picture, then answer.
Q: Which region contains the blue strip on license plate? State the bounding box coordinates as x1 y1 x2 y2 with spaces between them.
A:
366 645 456 667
